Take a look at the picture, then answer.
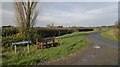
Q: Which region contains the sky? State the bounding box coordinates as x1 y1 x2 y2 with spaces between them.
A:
1 2 118 27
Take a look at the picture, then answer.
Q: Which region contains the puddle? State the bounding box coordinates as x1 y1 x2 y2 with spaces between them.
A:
94 45 100 49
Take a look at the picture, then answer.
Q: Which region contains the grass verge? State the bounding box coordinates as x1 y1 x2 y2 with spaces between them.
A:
2 32 91 65
100 30 120 42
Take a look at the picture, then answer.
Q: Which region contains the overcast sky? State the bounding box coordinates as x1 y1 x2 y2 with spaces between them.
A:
1 2 118 27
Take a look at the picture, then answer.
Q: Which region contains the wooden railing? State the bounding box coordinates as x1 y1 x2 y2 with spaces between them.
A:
36 37 60 49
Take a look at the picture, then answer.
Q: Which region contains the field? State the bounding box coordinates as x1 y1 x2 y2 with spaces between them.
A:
100 29 120 42
2 32 91 65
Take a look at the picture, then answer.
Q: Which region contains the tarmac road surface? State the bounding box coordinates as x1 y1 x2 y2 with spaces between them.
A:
39 31 119 65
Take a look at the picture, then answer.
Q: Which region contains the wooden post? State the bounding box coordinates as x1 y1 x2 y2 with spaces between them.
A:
27 44 30 53
15 45 16 53
41 43 43 49
36 32 38 48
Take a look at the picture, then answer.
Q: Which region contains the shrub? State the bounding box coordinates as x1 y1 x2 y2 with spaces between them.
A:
36 29 73 38
2 33 29 47
2 27 74 47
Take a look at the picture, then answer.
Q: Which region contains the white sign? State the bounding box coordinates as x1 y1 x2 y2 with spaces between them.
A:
12 41 31 45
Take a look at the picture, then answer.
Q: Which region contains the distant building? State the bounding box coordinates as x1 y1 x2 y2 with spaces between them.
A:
52 23 54 27
47 23 54 28
47 23 64 29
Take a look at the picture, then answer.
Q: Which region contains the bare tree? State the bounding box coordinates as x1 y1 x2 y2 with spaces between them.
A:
15 0 39 40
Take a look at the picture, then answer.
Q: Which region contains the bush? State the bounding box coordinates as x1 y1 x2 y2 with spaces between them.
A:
79 28 94 32
2 33 29 47
36 29 73 38
2 27 18 37
2 27 74 47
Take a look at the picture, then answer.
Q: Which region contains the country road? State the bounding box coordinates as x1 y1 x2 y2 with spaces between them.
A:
40 31 119 65
74 31 118 65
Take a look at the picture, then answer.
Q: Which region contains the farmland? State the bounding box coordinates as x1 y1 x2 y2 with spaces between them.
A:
2 25 118 65
1 1 119 65
2 32 91 65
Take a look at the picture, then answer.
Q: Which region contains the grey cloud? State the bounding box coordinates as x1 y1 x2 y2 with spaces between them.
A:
2 2 118 27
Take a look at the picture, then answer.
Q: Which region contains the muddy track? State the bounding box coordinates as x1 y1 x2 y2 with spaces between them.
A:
38 31 119 65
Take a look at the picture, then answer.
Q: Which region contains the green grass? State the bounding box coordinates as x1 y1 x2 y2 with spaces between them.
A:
100 30 119 42
2 32 91 65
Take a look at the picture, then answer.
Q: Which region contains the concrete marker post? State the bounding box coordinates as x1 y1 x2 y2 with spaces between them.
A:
15 45 16 53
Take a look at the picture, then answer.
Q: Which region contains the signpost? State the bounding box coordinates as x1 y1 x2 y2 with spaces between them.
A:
12 41 31 53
